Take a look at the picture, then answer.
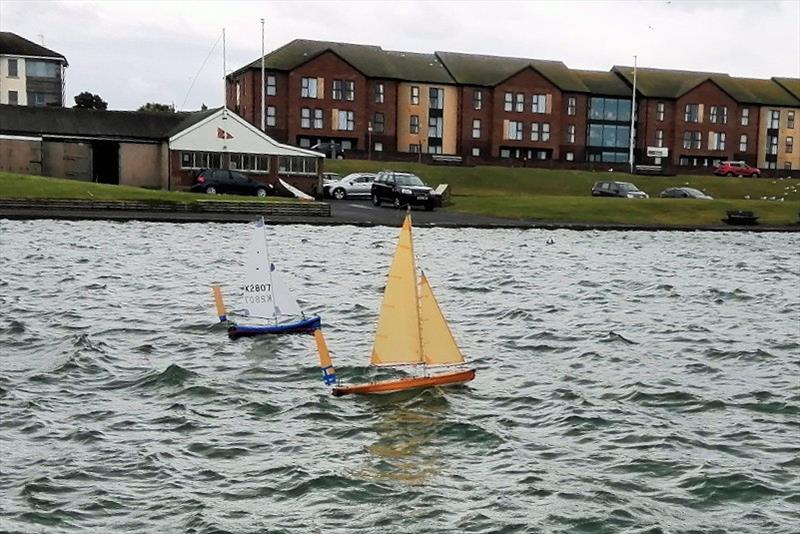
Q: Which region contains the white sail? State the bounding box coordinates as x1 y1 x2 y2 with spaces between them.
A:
241 220 277 319
271 267 303 318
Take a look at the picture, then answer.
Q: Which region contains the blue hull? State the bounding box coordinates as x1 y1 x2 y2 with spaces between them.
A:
228 316 322 339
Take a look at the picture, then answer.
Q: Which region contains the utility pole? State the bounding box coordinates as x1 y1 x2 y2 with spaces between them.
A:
260 18 266 131
628 55 637 174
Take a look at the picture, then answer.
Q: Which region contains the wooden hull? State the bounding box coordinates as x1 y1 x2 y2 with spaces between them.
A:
331 369 475 397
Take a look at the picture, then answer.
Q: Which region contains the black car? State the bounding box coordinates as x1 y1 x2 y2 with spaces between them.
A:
659 187 713 199
591 180 649 199
190 169 274 197
311 142 345 159
371 171 436 210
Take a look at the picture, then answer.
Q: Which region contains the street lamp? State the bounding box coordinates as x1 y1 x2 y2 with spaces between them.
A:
368 121 373 160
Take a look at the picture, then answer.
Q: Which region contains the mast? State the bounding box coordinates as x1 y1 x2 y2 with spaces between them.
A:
260 18 266 131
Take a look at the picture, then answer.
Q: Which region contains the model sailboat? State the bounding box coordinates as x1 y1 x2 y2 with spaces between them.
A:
213 218 321 339
314 214 475 396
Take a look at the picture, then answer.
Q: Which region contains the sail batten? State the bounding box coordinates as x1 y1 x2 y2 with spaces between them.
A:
370 215 423 366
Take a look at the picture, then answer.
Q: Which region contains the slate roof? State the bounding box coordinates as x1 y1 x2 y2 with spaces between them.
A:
773 77 800 102
571 69 631 97
0 105 218 140
239 39 453 84
0 32 68 65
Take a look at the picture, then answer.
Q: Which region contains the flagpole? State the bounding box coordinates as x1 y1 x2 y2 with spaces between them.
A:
261 18 266 131
628 54 637 174
222 28 227 112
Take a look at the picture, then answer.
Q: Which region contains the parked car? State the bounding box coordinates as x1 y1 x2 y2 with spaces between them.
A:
323 172 377 200
311 142 345 159
591 181 649 199
190 169 274 197
371 171 436 210
713 161 761 177
322 172 341 184
659 187 713 200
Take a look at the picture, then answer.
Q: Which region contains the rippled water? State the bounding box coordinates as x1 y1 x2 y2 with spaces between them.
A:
1 219 799 533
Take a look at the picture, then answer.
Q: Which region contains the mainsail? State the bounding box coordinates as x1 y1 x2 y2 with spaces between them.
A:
240 220 302 321
418 274 465 365
370 216 422 365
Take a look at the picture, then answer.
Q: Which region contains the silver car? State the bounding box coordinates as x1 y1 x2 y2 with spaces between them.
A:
323 172 377 200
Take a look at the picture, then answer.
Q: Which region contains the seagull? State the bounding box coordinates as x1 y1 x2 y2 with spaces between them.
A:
648 25 655 31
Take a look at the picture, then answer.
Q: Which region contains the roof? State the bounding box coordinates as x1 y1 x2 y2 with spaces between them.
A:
571 69 631 97
435 51 588 91
0 32 68 66
238 39 454 84
0 105 217 140
773 78 800 102
733 78 800 107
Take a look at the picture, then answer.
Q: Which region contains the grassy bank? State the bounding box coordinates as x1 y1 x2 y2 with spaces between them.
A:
0 172 294 203
326 160 800 226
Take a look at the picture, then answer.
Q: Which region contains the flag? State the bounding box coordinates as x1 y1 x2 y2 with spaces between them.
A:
217 127 233 139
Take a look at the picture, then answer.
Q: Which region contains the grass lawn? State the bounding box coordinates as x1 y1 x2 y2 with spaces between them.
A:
326 160 800 226
0 172 296 203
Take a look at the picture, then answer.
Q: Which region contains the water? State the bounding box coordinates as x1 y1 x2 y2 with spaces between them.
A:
1 220 798 533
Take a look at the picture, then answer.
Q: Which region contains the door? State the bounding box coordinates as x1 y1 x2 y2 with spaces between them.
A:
353 176 372 195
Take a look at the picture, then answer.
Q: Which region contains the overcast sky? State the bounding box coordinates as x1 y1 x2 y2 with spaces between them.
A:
2 0 798 111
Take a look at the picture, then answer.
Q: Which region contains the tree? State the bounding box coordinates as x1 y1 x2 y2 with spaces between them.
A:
73 92 107 110
138 102 175 113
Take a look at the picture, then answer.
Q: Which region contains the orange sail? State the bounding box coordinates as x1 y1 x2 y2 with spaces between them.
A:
418 274 464 366
370 215 422 366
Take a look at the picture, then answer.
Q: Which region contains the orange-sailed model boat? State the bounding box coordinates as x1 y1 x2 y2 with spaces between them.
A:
314 214 475 397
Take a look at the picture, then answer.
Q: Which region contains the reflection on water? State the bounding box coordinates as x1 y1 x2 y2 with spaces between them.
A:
1 220 798 533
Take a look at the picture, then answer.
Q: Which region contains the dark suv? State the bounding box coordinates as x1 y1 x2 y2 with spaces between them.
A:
190 169 274 197
591 180 649 199
371 171 436 210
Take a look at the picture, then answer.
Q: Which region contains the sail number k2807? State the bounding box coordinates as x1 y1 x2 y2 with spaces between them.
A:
244 283 272 304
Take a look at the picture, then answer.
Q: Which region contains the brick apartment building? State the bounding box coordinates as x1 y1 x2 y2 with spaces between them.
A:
227 39 800 172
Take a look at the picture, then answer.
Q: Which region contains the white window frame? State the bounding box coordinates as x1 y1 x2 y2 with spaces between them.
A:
739 134 747 152
266 75 277 96
567 96 576 116
531 94 547 113
541 122 551 142
266 105 276 127
567 124 575 144
313 108 323 129
656 102 665 122
504 92 512 112
301 77 318 98
530 122 540 142
472 119 481 139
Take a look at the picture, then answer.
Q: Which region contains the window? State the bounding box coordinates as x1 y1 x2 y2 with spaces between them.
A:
228 153 269 172
332 80 353 101
180 151 222 169
472 119 481 139
8 59 17 77
656 102 665 121
766 161 777 170
769 110 780 129
473 89 483 110
313 108 323 129
428 116 443 138
684 104 699 123
300 108 311 129
530 122 540 141
541 122 551 142
278 156 318 175
567 124 575 144
567 96 576 116
472 147 480 157
507 121 523 140
27 92 56 107
344 80 354 101
374 83 384 104
710 132 726 151
709 106 728 124
789 111 796 129
739 134 748 152
430 87 444 110
504 92 513 112
409 115 420 134
266 75 276 96
589 97 631 121
374 142 383 152
337 110 354 131
787 136 794 154
266 105 276 127
682 131 701 149
500 148 511 158
409 143 421 153
655 129 664 148
515 93 524 112
332 80 342 100
8 90 18 105
740 108 750 126
25 60 58 77
531 94 547 113
767 135 779 155
566 152 574 161
373 112 385 133
428 145 443 154
588 124 630 148
301 77 318 98
411 86 420 105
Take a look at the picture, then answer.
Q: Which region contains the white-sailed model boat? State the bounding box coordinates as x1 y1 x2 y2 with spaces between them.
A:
212 218 321 339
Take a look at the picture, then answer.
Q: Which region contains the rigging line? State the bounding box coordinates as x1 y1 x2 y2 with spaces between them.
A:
180 33 223 111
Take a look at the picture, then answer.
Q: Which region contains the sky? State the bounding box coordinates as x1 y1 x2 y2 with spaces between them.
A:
1 0 798 111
